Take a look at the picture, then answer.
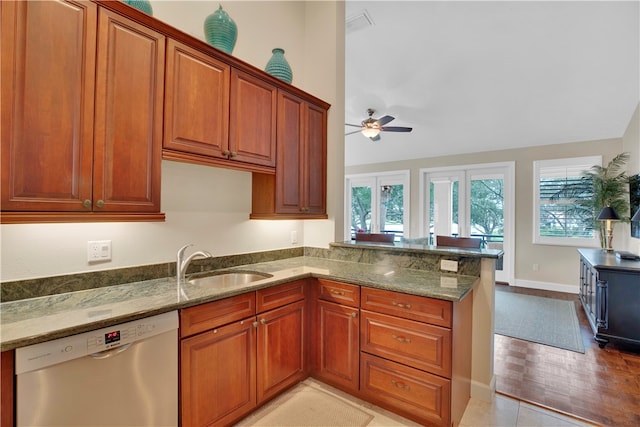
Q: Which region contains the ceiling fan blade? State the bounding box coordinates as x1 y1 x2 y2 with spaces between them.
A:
381 126 413 133
345 123 362 128
369 134 381 142
345 129 363 136
376 115 395 126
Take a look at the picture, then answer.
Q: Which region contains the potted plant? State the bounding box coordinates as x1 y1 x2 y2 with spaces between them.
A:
579 153 630 249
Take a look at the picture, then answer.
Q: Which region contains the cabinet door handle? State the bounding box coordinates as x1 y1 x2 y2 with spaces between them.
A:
83 199 92 208
95 200 105 208
350 312 357 318
391 379 410 391
330 289 345 296
230 151 237 158
222 150 230 157
391 334 411 344
252 321 259 328
260 318 266 325
392 301 411 309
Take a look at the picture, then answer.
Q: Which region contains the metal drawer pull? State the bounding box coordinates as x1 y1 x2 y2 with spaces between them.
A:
392 334 411 344
392 301 411 309
330 289 345 296
391 379 410 391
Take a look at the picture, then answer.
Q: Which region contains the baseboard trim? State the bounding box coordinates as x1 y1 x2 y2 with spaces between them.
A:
470 376 496 402
512 279 579 295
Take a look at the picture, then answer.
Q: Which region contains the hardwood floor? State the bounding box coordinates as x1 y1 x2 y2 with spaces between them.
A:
494 284 640 427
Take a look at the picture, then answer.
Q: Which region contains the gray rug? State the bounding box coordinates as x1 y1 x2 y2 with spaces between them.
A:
495 291 585 353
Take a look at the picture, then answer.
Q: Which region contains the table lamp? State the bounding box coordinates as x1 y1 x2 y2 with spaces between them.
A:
597 206 620 252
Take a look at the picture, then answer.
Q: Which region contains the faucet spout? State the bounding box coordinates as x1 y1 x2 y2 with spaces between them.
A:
177 244 212 283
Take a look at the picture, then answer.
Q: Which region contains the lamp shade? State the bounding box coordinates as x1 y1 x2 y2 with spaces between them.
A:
597 206 620 221
632 208 640 222
361 127 380 138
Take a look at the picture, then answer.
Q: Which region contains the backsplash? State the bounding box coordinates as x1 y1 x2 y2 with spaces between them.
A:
0 244 485 302
1 247 305 302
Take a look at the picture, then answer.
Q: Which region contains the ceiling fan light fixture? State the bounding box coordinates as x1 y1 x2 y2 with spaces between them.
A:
361 127 380 138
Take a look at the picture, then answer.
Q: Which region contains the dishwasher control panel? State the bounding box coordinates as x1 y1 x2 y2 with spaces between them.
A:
15 311 178 375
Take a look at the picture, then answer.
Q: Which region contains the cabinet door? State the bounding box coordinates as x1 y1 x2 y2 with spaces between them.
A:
229 69 277 167
1 0 96 212
257 300 307 403
303 102 327 216
93 8 164 212
181 318 256 427
164 39 230 158
275 90 305 215
315 300 359 393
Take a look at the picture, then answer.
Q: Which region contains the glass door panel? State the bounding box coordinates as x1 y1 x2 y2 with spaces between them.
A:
350 182 372 237
380 183 404 241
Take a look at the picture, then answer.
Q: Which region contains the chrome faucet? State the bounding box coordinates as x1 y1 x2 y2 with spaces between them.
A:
177 244 212 283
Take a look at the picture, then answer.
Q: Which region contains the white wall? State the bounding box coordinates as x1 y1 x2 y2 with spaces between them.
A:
0 1 345 281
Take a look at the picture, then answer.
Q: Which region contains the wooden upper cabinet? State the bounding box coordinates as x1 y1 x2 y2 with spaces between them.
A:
163 39 230 159
250 90 328 219
163 43 276 173
93 7 165 213
1 0 97 213
229 69 277 168
1 1 165 222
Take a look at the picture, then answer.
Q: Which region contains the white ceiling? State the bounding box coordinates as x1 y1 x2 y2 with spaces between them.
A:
344 1 640 166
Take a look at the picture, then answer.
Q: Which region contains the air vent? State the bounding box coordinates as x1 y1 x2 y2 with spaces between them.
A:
346 10 374 34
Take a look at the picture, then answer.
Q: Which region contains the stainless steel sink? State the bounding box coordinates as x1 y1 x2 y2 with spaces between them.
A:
187 271 272 287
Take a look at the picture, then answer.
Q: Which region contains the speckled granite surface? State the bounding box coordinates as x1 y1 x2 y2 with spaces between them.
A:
0 244 501 351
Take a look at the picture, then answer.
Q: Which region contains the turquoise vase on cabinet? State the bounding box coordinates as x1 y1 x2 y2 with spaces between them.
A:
265 48 292 84
204 5 237 54
122 0 153 15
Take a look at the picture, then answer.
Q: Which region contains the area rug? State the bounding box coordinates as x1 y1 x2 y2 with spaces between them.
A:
235 382 374 426
495 291 585 353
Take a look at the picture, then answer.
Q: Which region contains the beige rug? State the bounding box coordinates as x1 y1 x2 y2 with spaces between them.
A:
235 382 374 427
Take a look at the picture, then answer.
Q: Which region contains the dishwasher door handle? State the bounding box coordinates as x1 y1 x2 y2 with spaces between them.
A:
89 343 133 359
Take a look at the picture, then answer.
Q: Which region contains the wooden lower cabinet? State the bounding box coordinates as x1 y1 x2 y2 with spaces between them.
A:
180 318 257 427
360 353 451 426
314 299 360 393
180 283 307 426
257 299 307 403
1 351 14 427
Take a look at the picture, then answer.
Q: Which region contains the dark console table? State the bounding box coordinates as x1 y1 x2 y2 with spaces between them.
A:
578 248 640 348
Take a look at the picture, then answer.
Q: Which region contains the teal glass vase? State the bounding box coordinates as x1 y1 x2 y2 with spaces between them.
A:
265 48 292 84
204 5 237 54
122 0 153 15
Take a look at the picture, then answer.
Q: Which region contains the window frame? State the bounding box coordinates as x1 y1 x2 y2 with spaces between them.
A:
533 156 602 247
344 171 410 241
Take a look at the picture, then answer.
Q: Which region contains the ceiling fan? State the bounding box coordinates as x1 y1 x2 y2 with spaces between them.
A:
345 108 413 141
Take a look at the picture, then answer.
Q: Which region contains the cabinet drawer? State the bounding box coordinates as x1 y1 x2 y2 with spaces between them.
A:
361 287 452 327
257 280 306 313
317 279 360 307
180 293 256 337
360 353 451 427
361 310 451 378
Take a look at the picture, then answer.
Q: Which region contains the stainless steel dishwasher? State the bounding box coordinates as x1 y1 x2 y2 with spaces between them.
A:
16 311 178 427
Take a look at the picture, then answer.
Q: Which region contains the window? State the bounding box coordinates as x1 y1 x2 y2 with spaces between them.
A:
533 156 601 246
345 171 409 241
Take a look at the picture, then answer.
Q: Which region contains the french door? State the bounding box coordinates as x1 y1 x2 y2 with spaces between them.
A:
421 163 514 284
345 171 410 241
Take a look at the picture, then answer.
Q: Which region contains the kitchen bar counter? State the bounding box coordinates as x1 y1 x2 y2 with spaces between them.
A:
0 256 478 351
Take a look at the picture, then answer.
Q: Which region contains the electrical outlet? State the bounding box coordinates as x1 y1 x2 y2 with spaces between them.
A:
88 240 112 263
290 230 298 244
440 259 458 272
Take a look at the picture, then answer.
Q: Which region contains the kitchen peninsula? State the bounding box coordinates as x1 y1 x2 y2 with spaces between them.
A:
1 243 502 425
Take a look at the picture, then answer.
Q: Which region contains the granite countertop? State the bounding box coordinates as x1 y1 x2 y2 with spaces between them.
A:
0 256 478 351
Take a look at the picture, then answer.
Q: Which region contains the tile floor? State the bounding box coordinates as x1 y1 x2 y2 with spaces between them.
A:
239 378 596 426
